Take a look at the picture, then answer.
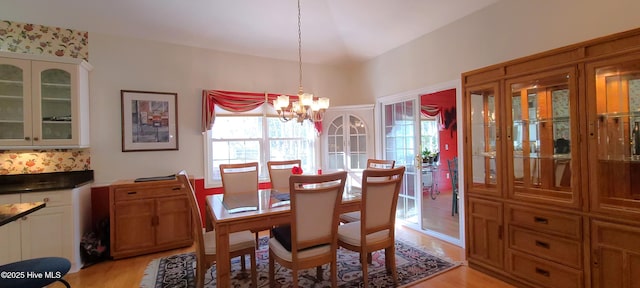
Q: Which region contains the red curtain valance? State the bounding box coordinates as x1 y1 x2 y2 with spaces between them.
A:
420 104 444 130
202 89 323 134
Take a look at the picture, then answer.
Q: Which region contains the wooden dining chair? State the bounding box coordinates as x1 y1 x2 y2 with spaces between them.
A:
268 171 347 288
267 159 302 192
337 166 405 287
340 158 396 223
219 162 267 242
177 171 257 288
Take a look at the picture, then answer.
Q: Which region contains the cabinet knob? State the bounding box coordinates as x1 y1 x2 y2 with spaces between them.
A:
21 216 27 221
33 137 39 141
43 197 50 203
24 136 30 141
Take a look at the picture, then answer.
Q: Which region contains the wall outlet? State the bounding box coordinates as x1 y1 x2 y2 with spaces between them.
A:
445 144 449 150
446 173 450 179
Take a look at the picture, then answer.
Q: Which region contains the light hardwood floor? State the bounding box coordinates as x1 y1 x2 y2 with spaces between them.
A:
56 226 513 288
421 189 460 238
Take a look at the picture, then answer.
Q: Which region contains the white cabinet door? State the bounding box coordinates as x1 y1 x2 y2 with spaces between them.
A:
0 194 22 265
31 61 79 146
322 105 374 188
20 205 72 260
0 57 32 146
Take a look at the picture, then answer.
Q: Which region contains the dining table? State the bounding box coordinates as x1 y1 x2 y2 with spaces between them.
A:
205 186 361 287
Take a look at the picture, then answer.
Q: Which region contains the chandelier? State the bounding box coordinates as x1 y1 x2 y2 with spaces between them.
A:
273 0 330 124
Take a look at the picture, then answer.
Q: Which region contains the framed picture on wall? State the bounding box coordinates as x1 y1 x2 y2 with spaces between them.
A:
121 90 179 152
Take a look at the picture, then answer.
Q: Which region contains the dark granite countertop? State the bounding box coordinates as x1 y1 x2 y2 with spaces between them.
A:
0 202 45 226
0 170 94 194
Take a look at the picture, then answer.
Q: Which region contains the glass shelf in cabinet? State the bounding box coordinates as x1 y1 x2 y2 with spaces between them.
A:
473 151 496 158
597 112 640 120
513 117 570 125
41 82 71 87
0 79 23 85
0 95 23 100
42 121 71 124
512 152 572 160
41 97 71 102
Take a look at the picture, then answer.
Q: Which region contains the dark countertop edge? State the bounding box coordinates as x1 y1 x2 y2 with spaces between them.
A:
0 202 46 226
0 170 94 194
0 180 93 194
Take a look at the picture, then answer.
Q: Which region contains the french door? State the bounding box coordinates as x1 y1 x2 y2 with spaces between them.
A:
381 99 421 224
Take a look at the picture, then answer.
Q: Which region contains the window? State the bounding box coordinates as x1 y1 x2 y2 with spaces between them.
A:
204 105 317 187
421 118 439 157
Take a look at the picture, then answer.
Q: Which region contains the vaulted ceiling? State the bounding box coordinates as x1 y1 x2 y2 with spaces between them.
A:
0 0 499 64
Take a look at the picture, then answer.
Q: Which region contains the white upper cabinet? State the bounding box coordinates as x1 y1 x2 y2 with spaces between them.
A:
0 52 92 148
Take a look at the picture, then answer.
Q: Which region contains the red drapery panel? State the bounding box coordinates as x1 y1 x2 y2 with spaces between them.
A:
202 89 323 134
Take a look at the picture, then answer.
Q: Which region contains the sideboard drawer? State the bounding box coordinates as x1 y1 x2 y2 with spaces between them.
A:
507 204 581 239
509 226 582 269
113 184 182 202
508 250 583 288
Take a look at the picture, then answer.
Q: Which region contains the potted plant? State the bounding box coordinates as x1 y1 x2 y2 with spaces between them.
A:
422 147 436 164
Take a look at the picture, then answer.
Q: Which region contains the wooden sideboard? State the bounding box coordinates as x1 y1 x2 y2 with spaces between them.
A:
109 178 193 259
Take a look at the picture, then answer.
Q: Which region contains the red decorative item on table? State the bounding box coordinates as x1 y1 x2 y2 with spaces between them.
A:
291 166 303 175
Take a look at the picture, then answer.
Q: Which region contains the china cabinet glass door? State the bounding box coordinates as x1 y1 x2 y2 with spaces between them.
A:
588 54 640 215
33 62 75 143
466 82 502 197
325 111 371 189
505 67 579 207
0 58 30 145
326 115 368 170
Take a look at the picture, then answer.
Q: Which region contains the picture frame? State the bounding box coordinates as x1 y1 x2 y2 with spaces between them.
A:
121 90 179 152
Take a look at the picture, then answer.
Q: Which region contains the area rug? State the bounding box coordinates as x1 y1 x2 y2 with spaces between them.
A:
140 237 460 287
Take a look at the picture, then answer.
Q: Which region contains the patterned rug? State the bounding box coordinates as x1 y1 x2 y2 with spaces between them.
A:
140 237 460 287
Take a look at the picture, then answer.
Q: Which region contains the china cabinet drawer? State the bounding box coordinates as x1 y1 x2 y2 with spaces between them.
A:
507 205 581 239
22 190 71 207
509 226 581 269
507 250 583 288
113 183 183 202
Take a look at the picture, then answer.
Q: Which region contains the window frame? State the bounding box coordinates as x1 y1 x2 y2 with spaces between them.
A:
204 106 318 188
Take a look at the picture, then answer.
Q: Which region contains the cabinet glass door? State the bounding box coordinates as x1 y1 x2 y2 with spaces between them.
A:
506 67 579 207
326 114 369 188
0 59 30 143
327 115 368 170
39 68 72 140
588 55 640 215
466 83 501 197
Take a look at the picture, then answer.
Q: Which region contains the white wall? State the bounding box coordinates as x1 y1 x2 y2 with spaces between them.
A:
88 34 360 184
362 0 640 100
89 0 640 185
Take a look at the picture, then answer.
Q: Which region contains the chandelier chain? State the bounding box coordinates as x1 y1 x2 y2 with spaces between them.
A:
298 0 303 93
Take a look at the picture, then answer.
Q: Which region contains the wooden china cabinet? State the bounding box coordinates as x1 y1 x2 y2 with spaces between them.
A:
462 28 640 288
